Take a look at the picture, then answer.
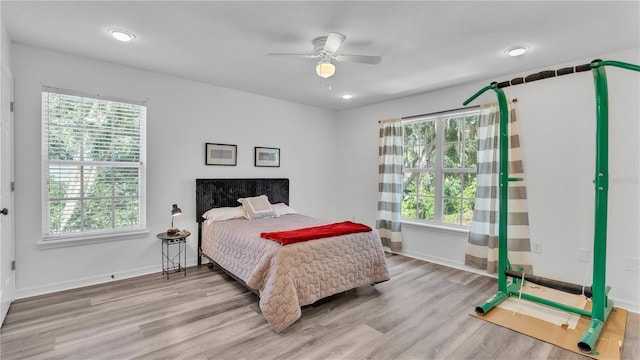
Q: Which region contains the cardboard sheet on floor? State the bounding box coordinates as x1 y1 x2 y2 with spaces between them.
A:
472 283 627 360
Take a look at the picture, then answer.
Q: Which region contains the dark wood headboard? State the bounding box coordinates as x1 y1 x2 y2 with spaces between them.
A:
195 178 289 223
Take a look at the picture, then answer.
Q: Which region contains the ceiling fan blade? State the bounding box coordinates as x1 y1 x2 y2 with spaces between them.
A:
335 54 382 64
266 53 318 59
324 32 346 53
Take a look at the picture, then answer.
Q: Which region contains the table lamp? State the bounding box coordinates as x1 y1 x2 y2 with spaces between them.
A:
168 204 182 234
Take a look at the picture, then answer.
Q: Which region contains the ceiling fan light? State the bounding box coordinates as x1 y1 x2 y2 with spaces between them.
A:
316 61 335 78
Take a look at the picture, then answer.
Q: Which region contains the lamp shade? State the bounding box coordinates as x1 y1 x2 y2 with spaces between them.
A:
168 204 182 233
316 61 336 78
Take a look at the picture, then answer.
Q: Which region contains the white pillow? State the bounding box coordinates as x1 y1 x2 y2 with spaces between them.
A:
272 202 297 216
202 206 246 222
238 195 278 219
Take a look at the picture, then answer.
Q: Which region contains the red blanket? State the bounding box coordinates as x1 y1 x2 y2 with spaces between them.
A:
260 221 373 245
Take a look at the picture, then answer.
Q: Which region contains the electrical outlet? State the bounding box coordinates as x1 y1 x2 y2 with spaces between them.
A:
578 248 590 263
532 242 542 254
624 257 639 272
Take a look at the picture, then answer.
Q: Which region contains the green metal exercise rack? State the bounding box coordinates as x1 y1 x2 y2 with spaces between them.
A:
463 59 640 354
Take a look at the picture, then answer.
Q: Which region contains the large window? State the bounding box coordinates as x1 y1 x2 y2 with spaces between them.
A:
41 87 146 242
402 109 479 227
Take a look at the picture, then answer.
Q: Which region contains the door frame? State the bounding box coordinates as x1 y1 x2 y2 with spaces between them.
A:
1 65 15 326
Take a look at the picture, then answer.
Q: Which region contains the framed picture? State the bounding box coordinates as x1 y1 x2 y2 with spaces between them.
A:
254 147 280 167
205 143 237 166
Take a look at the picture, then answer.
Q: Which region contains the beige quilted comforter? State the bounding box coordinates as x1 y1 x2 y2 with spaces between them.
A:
201 214 390 332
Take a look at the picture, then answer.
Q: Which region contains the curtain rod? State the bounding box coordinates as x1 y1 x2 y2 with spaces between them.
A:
400 105 478 120
396 98 517 121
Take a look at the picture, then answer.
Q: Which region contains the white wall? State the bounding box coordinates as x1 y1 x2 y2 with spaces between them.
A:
1 21 11 71
336 48 640 312
12 43 338 298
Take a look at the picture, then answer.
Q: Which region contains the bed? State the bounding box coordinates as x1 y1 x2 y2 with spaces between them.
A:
195 178 390 332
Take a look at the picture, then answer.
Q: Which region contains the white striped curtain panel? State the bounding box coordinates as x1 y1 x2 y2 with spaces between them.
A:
465 104 533 274
376 119 403 251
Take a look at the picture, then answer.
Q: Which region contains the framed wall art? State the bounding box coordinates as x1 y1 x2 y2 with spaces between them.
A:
254 147 280 167
205 143 237 166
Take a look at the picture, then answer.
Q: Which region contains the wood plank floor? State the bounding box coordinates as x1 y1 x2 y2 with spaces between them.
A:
1 253 638 360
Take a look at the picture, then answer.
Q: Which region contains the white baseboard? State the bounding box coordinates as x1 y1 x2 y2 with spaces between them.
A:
610 297 640 314
389 249 640 315
14 257 200 300
391 248 494 279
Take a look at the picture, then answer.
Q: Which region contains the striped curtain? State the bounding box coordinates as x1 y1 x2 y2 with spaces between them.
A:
376 119 403 251
465 104 533 274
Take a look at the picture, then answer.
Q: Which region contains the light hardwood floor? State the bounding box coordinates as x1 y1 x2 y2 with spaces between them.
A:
1 253 638 360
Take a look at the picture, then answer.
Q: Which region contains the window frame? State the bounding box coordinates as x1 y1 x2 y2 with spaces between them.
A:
40 86 147 247
402 108 479 229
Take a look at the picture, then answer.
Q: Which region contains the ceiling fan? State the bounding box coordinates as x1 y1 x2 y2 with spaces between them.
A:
267 32 382 78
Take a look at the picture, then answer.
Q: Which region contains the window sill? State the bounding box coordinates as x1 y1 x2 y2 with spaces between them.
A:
38 229 149 249
402 220 470 235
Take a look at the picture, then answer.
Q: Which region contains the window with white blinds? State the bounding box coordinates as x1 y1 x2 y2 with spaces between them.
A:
41 87 146 243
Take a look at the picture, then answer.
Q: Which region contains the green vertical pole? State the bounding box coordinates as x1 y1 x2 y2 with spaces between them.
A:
463 83 511 301
590 62 609 324
577 62 611 353
494 86 510 293
579 59 640 353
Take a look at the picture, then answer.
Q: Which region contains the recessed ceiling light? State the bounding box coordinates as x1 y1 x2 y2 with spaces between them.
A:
506 45 528 57
340 92 355 100
107 28 136 42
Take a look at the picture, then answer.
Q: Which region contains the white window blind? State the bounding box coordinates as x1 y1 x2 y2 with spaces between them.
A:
41 87 147 242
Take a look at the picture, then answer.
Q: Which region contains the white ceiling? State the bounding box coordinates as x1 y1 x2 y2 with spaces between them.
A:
2 1 639 111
